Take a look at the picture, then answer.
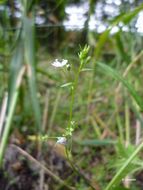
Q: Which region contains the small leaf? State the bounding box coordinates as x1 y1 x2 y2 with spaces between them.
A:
77 139 116 146
81 68 93 72
60 82 73 88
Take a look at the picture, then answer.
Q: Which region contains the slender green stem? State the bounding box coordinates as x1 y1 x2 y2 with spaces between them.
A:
115 102 124 143
68 67 80 128
116 115 124 143
66 45 90 148
49 89 62 133
65 147 97 190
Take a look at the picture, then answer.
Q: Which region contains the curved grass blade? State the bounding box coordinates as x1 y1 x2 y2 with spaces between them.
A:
105 140 143 190
97 62 143 111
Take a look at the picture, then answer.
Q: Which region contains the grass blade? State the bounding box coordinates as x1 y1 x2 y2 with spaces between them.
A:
8 42 23 104
105 141 143 190
0 66 25 166
97 62 143 111
23 16 41 130
77 139 116 146
94 3 143 59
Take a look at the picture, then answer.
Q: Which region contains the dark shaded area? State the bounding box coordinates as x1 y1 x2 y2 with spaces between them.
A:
0 143 73 190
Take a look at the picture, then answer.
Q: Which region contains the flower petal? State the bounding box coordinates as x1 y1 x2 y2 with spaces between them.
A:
52 59 68 67
57 137 67 145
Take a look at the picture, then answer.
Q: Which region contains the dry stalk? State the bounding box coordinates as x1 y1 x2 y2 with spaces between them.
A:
11 144 75 190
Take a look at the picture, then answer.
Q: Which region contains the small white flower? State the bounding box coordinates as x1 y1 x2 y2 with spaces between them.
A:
56 137 67 145
52 59 68 67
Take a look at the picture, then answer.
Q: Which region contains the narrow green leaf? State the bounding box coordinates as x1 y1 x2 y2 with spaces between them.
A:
94 3 143 59
122 4 143 24
94 29 110 59
97 62 143 111
77 139 116 146
8 42 23 105
105 141 143 190
114 32 130 63
110 3 143 25
23 16 41 130
81 68 93 72
61 82 73 88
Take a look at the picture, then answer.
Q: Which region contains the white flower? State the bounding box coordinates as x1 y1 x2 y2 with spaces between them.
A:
52 59 68 67
56 137 67 145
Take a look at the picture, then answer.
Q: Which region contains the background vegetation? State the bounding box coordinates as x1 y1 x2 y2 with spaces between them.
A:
0 0 143 189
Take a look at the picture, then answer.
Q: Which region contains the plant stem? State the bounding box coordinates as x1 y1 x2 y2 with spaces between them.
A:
65 148 98 190
68 66 81 129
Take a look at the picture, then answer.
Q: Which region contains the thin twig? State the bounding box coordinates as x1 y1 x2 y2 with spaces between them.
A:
135 120 141 146
11 144 75 190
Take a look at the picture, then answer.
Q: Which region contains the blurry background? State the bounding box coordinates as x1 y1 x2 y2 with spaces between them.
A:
1 0 143 190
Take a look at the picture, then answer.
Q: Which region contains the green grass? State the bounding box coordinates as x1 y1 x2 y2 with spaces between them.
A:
0 1 143 189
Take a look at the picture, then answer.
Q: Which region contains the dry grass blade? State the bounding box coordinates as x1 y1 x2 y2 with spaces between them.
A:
11 144 75 190
0 66 26 166
0 92 8 139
